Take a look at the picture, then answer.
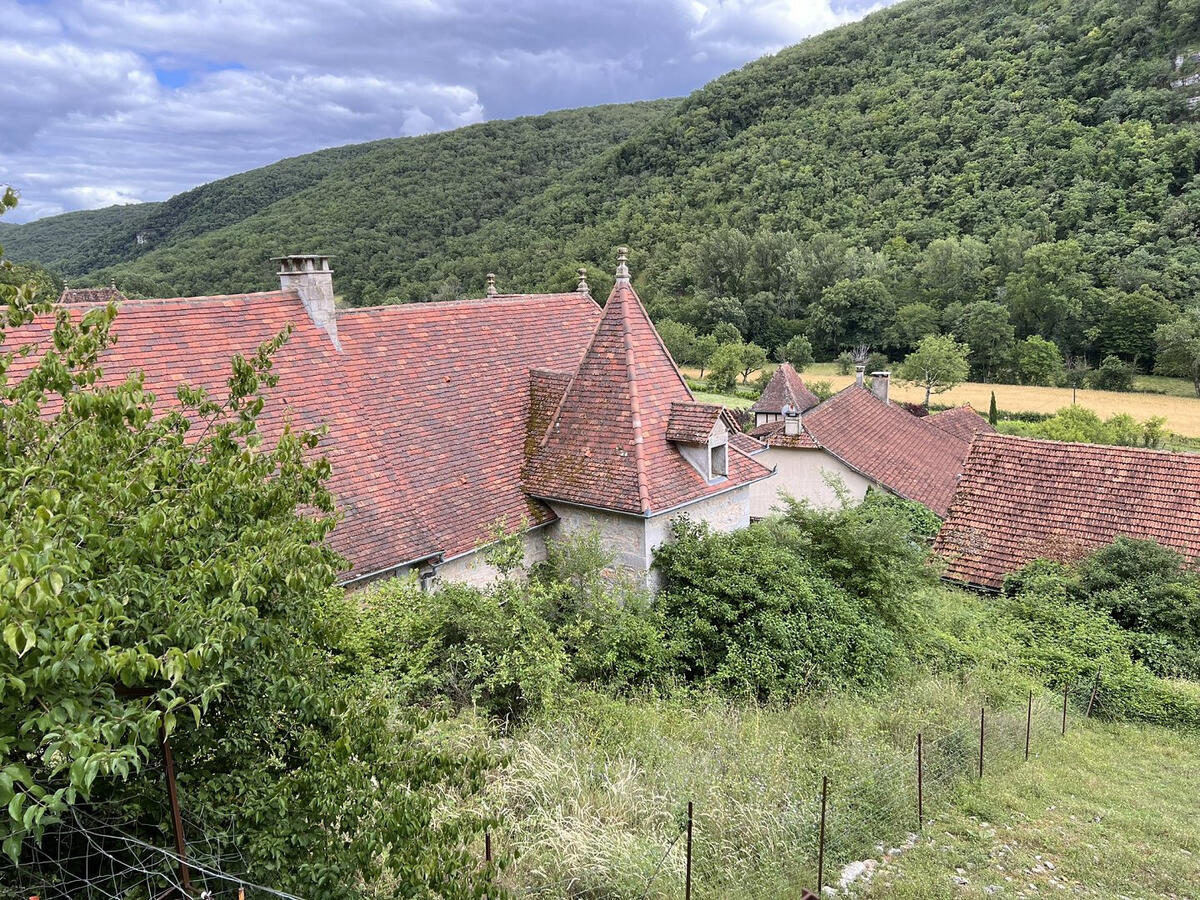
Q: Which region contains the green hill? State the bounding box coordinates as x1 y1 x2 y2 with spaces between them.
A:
9 0 1200 373
3 102 675 301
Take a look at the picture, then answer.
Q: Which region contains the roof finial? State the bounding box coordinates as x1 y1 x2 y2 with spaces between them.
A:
615 246 630 284
110 280 117 290
485 272 498 297
576 267 590 294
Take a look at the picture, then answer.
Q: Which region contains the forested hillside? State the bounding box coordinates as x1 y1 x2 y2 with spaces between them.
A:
3 102 674 301
10 0 1200 378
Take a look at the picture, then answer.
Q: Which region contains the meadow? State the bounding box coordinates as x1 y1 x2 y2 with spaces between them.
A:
685 364 1200 437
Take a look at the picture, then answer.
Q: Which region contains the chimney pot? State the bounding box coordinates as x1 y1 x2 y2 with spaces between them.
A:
274 254 338 349
870 371 890 404
855 365 865 387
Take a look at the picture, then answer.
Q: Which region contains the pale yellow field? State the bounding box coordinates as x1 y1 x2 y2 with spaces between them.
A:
681 365 1200 436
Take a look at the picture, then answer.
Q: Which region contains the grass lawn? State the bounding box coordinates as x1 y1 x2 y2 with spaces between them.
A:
861 720 1200 898
692 389 754 409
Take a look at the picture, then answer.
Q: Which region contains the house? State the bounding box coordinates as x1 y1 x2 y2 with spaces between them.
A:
934 433 1200 590
747 365 982 517
11 250 768 589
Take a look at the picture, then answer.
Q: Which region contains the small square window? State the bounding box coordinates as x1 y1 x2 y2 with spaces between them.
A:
710 442 728 478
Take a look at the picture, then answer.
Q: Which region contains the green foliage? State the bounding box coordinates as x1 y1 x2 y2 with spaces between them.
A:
777 333 813 371
738 341 768 383
656 318 698 367
998 405 1168 448
808 379 834 402
707 342 743 392
1012 335 1065 386
897 333 971 407
653 519 899 697
988 391 998 426
1154 309 1200 397
1089 354 1137 392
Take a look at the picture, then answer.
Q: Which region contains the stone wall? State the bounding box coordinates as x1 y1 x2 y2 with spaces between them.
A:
435 528 550 588
644 486 752 590
546 501 648 574
749 447 873 517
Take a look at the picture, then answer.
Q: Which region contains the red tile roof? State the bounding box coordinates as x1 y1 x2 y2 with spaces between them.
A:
749 418 821 449
666 401 723 444
927 405 995 442
524 281 772 514
750 363 821 413
748 386 971 514
5 290 602 580
59 286 128 305
935 433 1200 590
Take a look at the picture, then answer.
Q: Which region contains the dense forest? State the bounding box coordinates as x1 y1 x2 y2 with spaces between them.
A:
7 0 1200 376
0 103 673 301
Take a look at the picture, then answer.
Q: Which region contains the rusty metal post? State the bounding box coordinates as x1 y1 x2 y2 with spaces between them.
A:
485 830 492 863
817 776 828 892
684 801 693 900
1025 691 1032 761
916 732 924 830
1062 684 1069 735
158 722 192 898
1086 666 1101 718
977 707 985 779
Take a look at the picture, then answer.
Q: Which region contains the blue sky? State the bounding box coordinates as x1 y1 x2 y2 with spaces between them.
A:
2 0 895 223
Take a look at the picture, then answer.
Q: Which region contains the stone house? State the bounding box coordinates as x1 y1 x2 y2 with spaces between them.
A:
747 364 990 517
14 250 770 589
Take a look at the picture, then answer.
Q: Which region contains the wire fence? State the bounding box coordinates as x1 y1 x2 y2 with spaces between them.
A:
4 677 1113 899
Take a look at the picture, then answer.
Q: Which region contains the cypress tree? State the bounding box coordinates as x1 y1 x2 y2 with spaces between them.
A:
988 391 998 426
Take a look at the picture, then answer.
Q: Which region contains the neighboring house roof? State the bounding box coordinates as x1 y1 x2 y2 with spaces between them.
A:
749 363 821 413
524 278 772 515
5 289 602 581
729 430 767 455
927 405 995 442
59 286 128 305
935 433 1200 590
665 401 723 444
749 418 821 449
749 386 971 515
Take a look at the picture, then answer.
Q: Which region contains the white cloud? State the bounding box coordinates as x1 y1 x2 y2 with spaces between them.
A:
1 0 898 224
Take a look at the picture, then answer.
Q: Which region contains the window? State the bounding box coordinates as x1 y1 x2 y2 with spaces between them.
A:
710 441 728 478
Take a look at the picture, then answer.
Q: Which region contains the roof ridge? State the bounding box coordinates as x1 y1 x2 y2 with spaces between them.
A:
980 430 1198 458
622 288 653 513
338 292 594 316
59 289 297 307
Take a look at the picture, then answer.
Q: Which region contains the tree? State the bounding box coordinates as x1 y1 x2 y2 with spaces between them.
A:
656 318 697 367
945 301 1015 380
777 334 814 371
0 192 497 897
807 277 895 355
739 342 768 384
898 334 970 407
1013 335 1065 386
711 321 742 345
1094 287 1175 366
708 342 743 393
1090 354 1136 392
1064 354 1093 404
693 333 718 378
988 391 998 426
1155 311 1200 397
888 302 940 353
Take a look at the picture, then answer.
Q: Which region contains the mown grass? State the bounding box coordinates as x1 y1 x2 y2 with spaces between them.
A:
861 720 1200 898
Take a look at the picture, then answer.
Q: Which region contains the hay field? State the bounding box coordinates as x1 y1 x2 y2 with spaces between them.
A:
683 364 1200 436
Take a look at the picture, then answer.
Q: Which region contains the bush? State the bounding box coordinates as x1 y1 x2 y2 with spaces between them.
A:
1089 354 1137 391
654 519 900 697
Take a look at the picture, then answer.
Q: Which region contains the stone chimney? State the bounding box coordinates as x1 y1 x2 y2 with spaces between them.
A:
783 409 802 437
275 254 339 349
870 371 890 404
855 365 865 387
485 273 498 297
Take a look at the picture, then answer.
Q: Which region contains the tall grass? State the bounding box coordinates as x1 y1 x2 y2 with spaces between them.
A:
471 675 1064 899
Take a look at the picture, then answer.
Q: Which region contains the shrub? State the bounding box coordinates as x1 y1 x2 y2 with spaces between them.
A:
1089 354 1137 391
654 519 899 697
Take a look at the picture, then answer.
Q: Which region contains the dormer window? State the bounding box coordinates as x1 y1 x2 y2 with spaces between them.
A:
710 440 728 478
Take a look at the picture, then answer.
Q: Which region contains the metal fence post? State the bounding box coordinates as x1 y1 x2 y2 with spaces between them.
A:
685 801 694 900
1025 691 1032 761
817 776 828 892
1086 666 1101 718
978 707 985 779
916 732 924 830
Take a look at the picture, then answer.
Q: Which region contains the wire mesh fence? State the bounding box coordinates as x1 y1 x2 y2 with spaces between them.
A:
3 681 1112 899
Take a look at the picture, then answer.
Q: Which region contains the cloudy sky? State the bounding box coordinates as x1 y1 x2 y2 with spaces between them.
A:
3 0 893 223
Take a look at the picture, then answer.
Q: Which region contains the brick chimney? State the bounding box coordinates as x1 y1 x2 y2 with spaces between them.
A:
274 254 339 349
870 371 890 404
